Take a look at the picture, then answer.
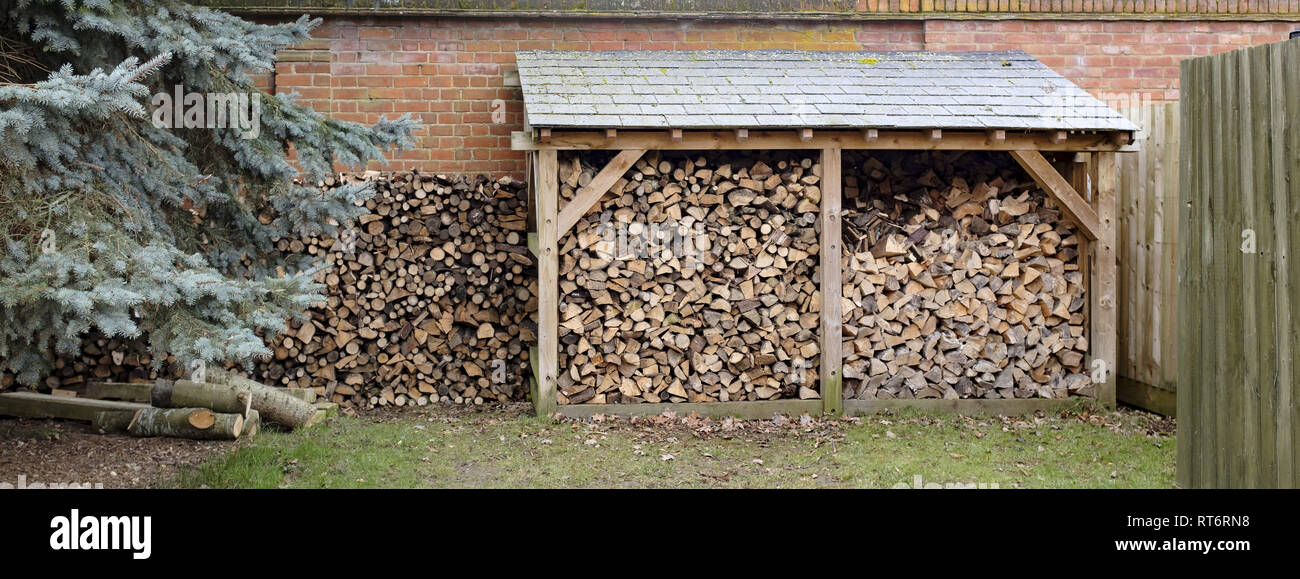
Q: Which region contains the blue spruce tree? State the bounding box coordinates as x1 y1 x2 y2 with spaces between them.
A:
0 1 416 386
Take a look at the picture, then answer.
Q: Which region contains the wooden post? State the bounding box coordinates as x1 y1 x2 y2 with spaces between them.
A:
820 148 843 416
1093 151 1118 407
536 150 559 417
1068 154 1092 353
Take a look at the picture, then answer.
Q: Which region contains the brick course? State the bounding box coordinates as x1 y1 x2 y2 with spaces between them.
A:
266 16 1300 175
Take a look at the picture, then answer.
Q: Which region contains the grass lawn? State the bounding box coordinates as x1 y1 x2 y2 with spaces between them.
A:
169 402 1176 489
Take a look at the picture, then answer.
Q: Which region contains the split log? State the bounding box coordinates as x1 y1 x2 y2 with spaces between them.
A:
241 409 261 437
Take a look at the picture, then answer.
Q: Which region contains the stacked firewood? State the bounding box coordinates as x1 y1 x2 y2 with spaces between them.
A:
4 172 538 410
0 334 184 392
556 152 822 404
256 172 537 408
841 151 1092 400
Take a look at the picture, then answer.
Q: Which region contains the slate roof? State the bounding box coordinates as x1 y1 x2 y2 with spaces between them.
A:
517 50 1137 132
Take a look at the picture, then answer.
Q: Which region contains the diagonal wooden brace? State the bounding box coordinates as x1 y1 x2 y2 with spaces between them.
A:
556 149 646 237
1008 150 1101 241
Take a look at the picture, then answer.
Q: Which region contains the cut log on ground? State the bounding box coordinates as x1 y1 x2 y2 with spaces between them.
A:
151 380 252 418
207 369 317 429
92 408 243 440
556 151 822 404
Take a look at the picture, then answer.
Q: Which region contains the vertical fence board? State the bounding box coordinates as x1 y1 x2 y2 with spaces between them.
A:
1178 38 1300 488
1175 57 1199 488
1285 39 1300 488
1117 101 1180 415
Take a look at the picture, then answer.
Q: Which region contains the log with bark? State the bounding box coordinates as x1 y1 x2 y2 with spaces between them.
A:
556 152 823 404
151 380 252 417
840 151 1092 400
207 368 317 429
92 407 243 440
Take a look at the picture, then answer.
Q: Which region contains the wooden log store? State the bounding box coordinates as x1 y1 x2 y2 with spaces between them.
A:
513 50 1137 418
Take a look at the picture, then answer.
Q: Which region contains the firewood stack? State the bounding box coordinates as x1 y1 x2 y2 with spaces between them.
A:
841 151 1092 400
257 171 537 409
2 173 536 410
556 152 822 405
3 334 185 392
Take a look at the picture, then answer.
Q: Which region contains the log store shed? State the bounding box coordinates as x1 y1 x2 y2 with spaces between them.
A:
512 49 1138 418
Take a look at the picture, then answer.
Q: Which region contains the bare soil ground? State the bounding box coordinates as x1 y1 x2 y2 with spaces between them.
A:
0 418 239 488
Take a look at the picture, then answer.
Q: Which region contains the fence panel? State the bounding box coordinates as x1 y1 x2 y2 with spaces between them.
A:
1116 102 1180 416
1178 38 1299 489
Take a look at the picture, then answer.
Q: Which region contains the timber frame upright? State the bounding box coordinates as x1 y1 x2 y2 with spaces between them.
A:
514 49 1134 418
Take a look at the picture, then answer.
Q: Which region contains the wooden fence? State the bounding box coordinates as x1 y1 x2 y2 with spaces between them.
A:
1178 38 1299 488
1115 102 1180 416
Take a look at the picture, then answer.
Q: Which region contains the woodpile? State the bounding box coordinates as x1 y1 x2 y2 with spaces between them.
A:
256 171 537 409
0 333 185 392
556 152 822 404
2 172 537 412
840 151 1092 400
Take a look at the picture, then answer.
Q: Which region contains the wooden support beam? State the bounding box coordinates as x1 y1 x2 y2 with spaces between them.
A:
863 128 878 142
512 129 1130 152
1008 150 1102 240
820 148 843 416
670 128 683 143
86 381 152 402
844 397 1082 417
0 392 148 422
556 400 823 420
535 149 559 417
1092 151 1118 408
555 149 646 237
735 128 748 142
1118 378 1176 417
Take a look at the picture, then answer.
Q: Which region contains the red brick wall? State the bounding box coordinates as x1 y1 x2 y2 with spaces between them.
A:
270 16 1300 175
922 19 1298 102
